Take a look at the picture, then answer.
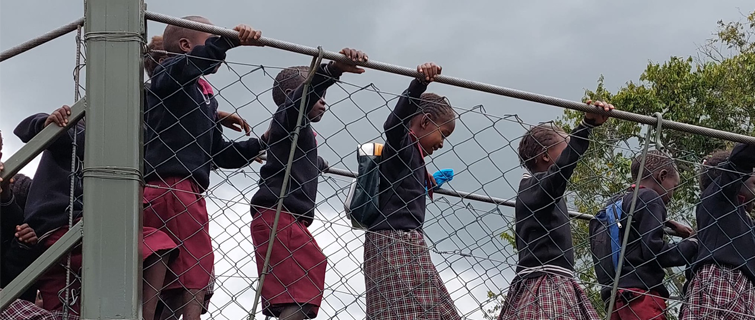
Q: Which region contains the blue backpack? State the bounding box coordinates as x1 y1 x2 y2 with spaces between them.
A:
589 199 624 289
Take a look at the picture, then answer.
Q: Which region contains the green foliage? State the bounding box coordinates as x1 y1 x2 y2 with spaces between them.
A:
488 10 755 318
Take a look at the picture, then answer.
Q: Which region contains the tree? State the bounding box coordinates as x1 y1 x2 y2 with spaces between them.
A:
485 10 755 319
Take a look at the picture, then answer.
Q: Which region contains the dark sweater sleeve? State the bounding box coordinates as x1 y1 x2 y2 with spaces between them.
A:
210 121 264 169
635 191 692 267
151 36 239 95
272 63 342 133
533 121 594 201
384 79 428 146
317 156 329 172
1 194 25 246
14 113 84 155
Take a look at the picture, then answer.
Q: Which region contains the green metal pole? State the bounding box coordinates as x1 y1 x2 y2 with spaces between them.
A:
81 0 144 319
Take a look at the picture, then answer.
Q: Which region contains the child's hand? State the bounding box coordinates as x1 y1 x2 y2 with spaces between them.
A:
417 62 442 83
233 24 262 46
584 100 614 126
332 48 368 74
254 150 266 164
44 105 72 127
667 220 695 238
15 224 38 245
218 111 251 136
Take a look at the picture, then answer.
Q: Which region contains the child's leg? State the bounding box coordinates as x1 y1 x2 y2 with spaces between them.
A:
279 304 314 320
180 289 206 320
143 253 170 320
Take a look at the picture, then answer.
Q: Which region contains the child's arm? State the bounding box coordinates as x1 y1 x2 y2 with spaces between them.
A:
637 192 697 267
270 48 366 136
383 63 441 145
210 129 264 170
1 174 25 247
536 101 614 199
13 106 85 155
151 24 261 94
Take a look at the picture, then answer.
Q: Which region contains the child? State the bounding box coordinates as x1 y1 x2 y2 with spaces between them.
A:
143 17 265 320
249 48 368 320
13 106 177 319
1 131 39 305
681 143 755 319
498 100 614 320
363 63 460 320
593 150 697 319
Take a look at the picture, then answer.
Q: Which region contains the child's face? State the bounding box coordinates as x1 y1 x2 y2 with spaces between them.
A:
658 170 680 204
541 134 569 170
742 175 755 213
307 93 327 123
415 115 455 156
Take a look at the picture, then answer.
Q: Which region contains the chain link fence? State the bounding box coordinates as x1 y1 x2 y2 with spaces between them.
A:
2 14 754 320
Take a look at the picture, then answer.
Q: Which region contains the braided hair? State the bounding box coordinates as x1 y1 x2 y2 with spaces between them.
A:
518 123 567 172
699 150 732 191
631 150 678 180
417 93 454 125
272 66 310 106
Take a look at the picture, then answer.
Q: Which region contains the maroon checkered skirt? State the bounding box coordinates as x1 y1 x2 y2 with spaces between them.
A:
364 230 460 320
497 274 600 320
0 296 79 320
680 264 755 320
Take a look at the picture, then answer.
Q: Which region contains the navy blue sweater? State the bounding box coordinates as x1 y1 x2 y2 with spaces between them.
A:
692 143 755 284
250 63 338 225
369 79 431 231
599 188 697 301
145 36 263 190
514 121 594 279
1 190 25 266
14 114 85 238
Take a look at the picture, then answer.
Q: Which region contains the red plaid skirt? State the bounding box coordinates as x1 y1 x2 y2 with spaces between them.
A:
497 274 600 320
0 290 79 320
364 230 460 320
680 264 755 320
251 208 326 318
143 178 213 291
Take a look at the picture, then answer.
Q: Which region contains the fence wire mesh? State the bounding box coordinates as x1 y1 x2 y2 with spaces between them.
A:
2 21 755 320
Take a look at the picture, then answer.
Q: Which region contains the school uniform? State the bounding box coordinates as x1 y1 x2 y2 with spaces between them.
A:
363 79 460 320
601 188 697 320
498 120 600 320
249 63 337 318
12 114 177 314
681 143 755 320
144 35 263 292
0 288 78 320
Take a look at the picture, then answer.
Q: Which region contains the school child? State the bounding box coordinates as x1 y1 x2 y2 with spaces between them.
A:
591 150 697 319
249 48 368 320
681 143 755 319
143 17 265 320
497 100 614 320
11 106 177 318
362 63 460 320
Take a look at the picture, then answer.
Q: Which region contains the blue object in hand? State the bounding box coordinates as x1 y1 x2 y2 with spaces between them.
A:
430 169 454 190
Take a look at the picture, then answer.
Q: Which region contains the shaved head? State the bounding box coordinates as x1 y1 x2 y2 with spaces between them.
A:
162 16 212 54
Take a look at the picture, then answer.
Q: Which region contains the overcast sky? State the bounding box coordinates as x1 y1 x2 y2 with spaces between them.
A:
2 1 753 319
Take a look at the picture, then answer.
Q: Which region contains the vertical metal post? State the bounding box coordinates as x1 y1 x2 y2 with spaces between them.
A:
81 0 144 319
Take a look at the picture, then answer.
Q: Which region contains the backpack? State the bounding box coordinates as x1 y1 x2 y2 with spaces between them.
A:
589 199 624 291
344 143 386 229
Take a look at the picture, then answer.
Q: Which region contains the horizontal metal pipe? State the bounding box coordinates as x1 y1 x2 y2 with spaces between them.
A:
145 11 755 145
0 17 84 62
